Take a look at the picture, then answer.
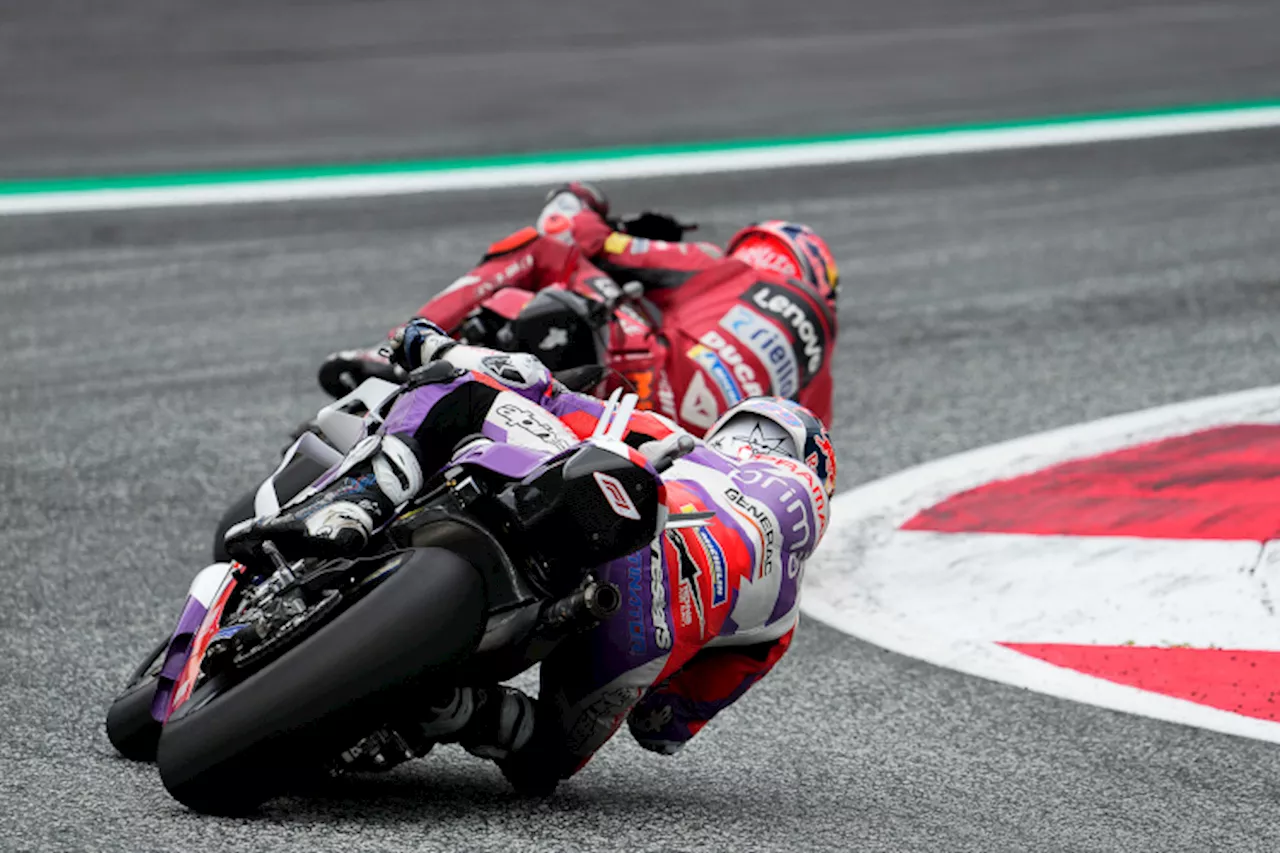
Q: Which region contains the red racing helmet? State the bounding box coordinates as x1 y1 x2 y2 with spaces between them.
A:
727 221 839 303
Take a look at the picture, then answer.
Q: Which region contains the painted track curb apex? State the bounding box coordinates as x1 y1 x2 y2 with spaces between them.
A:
3 100 1280 215
801 384 1280 744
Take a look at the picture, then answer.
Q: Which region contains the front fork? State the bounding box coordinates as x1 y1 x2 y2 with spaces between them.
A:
152 561 239 722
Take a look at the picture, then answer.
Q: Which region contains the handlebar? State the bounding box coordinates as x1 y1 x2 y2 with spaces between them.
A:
585 279 646 328
604 279 645 310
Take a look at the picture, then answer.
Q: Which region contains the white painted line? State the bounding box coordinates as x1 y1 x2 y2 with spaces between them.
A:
867 531 1270 646
4 106 1280 215
802 384 1280 743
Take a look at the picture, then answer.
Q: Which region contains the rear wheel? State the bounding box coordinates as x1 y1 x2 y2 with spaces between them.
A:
156 547 487 815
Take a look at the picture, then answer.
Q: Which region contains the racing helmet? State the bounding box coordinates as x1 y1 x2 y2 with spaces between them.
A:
727 221 839 304
705 397 837 499
543 181 610 218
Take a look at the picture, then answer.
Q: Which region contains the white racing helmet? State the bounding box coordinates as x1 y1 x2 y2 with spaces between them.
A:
705 397 837 500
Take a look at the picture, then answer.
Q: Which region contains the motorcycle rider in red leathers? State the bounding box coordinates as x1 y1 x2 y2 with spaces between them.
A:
405 182 839 435
226 322 837 794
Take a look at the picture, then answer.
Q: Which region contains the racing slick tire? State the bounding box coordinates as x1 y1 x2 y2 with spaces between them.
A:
155 547 487 815
104 637 168 762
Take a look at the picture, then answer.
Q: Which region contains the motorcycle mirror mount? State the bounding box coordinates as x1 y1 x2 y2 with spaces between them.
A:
639 432 696 474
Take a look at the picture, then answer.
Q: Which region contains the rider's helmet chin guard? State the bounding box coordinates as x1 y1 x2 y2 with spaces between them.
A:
705 397 837 501
727 221 839 304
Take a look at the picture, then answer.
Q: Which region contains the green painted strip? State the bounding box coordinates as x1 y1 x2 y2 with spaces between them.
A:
3 98 1279 195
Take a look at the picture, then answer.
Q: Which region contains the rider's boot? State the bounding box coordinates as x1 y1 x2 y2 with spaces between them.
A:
336 685 536 776
435 684 558 796
224 433 423 564
458 685 536 761
412 685 536 760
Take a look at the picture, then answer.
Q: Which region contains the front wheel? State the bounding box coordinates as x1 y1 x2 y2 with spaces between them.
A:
104 637 168 762
156 547 487 815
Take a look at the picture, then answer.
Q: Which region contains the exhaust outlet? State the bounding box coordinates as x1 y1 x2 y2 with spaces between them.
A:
539 580 623 635
584 581 621 620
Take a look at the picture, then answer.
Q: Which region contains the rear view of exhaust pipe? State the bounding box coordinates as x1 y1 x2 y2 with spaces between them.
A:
540 581 621 636
583 581 621 620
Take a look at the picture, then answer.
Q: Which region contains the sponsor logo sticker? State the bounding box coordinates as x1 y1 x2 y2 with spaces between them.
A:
625 549 648 656
751 453 830 544
733 242 801 279
594 471 641 520
650 539 672 650
480 353 545 389
720 304 800 398
623 369 654 407
667 526 707 638
742 282 827 380
688 343 744 405
695 527 729 607
538 327 570 351
724 485 782 579
489 398 574 451
697 330 765 397
604 232 633 254
679 371 718 429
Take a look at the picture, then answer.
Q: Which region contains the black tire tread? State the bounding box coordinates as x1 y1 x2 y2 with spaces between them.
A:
156 547 486 815
105 678 163 763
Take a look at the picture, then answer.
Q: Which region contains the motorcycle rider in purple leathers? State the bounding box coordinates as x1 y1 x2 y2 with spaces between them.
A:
226 318 837 794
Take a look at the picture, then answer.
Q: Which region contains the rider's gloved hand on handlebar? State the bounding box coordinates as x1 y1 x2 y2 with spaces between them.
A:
388 318 455 372
616 211 697 242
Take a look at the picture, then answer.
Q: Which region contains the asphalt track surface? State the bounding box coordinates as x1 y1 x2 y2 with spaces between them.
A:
4 3 1280 852
5 0 1280 176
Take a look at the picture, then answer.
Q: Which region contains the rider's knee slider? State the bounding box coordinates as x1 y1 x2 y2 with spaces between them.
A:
373 434 424 506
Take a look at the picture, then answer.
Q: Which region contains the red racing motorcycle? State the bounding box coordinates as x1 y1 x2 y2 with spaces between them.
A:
317 280 671 421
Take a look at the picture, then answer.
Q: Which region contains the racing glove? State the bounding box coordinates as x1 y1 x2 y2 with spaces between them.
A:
388 318 456 372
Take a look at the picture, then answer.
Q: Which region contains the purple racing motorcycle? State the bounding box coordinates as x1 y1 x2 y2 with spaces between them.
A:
104 386 695 815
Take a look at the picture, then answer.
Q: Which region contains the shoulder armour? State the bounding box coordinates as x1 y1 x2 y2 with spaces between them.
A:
484 226 539 259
